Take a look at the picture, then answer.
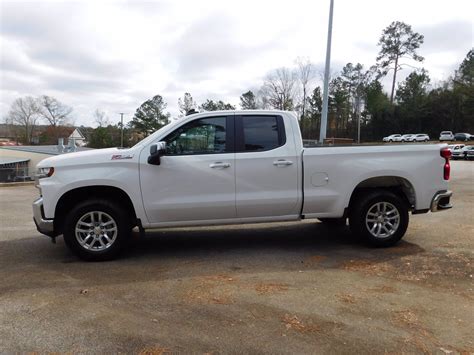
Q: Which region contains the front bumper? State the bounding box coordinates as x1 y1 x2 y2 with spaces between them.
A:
32 197 57 237
430 190 453 212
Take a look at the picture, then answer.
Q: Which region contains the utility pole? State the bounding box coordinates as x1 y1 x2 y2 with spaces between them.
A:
319 0 334 145
357 112 361 144
119 113 124 148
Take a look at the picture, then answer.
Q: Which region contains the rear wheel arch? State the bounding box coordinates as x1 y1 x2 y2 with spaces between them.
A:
54 185 138 234
347 176 416 213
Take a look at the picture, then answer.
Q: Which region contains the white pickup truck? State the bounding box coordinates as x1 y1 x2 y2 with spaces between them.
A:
33 110 453 260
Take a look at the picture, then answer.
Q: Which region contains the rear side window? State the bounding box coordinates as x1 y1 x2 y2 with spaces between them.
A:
240 116 284 152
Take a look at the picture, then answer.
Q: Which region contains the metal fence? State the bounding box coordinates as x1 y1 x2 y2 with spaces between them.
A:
0 165 30 183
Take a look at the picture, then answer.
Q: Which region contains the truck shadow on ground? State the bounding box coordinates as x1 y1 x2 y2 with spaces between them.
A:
129 222 412 258
0 221 426 292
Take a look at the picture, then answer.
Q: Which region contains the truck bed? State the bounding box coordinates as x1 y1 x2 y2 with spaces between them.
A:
301 144 448 218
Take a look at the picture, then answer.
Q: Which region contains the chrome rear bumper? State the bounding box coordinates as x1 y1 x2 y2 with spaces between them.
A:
430 190 453 212
32 197 57 237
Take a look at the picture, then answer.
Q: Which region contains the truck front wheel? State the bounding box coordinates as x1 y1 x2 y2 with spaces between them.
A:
349 190 409 247
63 199 132 261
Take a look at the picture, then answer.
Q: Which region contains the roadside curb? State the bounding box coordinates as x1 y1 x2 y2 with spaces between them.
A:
0 181 35 188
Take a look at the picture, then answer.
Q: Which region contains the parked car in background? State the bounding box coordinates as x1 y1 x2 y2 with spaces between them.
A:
439 131 454 141
454 133 471 141
448 144 465 159
407 134 430 142
383 134 402 142
401 134 414 142
462 146 474 160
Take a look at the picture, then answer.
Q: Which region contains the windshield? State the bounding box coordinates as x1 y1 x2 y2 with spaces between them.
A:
131 119 181 149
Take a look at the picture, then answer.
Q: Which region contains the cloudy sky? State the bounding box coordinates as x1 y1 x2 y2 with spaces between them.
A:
0 0 472 126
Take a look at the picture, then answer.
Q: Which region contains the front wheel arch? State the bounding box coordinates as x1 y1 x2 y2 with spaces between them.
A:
54 185 137 234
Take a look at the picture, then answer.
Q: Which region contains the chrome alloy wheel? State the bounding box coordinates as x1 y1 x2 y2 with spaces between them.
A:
365 202 400 239
75 211 118 251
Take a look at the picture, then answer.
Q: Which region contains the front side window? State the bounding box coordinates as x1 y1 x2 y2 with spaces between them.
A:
242 116 282 151
164 117 227 155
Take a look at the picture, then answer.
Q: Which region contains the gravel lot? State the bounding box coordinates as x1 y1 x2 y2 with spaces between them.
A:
0 161 473 353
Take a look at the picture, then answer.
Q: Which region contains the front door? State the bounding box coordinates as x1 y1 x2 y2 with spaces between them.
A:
140 115 236 224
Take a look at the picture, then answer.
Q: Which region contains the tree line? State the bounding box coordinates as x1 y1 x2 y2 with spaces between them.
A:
127 21 473 143
3 21 473 148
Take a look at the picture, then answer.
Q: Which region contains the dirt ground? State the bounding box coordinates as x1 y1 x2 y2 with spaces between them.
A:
0 161 473 354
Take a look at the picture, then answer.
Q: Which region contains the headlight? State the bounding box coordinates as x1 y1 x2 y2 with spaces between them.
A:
37 167 55 177
35 167 54 188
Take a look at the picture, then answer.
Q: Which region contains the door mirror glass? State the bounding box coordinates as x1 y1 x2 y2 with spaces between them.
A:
156 141 167 154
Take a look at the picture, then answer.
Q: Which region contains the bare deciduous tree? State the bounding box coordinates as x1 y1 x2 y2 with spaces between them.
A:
8 96 41 144
93 109 110 127
295 57 314 119
39 95 73 139
261 67 297 110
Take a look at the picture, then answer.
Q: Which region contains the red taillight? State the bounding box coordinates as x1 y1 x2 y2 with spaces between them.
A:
440 148 452 159
444 162 450 180
441 148 451 180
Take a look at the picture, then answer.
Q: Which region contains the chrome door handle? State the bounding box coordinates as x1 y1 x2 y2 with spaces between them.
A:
273 160 293 166
209 162 231 169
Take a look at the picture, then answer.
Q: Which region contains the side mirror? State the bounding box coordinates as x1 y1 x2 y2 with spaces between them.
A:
148 141 167 165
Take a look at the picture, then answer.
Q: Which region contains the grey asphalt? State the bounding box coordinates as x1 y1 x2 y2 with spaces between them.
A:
0 161 473 353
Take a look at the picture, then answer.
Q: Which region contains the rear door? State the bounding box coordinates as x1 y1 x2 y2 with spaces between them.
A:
234 114 300 218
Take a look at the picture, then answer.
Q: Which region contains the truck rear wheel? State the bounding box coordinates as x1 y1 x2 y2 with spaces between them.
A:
63 199 131 261
349 189 408 247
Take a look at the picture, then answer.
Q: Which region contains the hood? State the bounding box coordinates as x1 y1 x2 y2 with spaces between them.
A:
36 147 136 169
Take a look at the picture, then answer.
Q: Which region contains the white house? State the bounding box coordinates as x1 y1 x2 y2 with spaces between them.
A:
68 128 86 147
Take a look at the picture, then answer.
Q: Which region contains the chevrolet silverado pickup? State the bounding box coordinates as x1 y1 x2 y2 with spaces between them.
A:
33 110 453 260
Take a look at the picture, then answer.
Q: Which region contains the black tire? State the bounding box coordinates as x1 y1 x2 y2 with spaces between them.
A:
318 217 347 226
349 189 409 247
63 199 132 261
